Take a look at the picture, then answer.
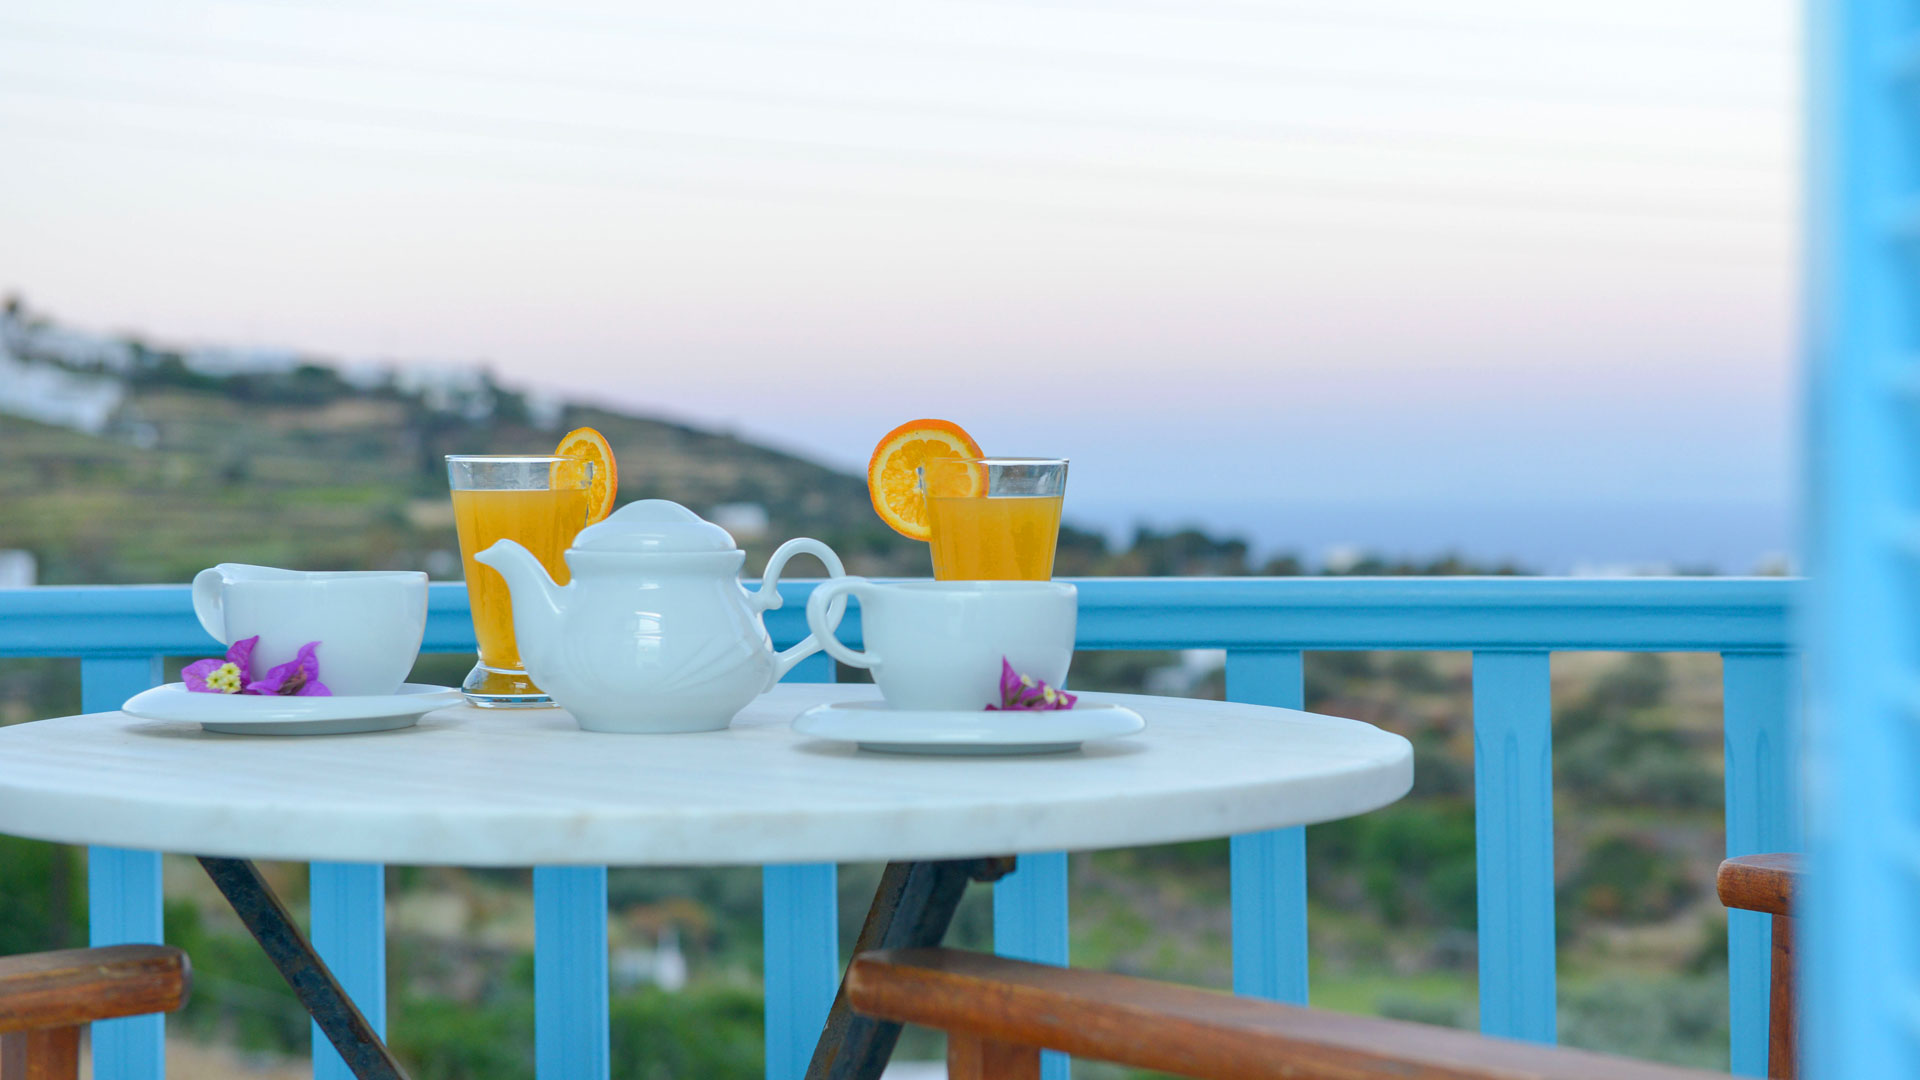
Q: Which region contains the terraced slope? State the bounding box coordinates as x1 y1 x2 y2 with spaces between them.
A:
0 385 913 585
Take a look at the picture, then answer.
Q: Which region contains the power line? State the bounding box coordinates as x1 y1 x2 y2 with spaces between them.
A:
0 71 1789 225
0 17 1789 173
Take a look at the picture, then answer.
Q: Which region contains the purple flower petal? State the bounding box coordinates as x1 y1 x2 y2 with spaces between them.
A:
245 641 329 696
182 658 224 693
989 657 1076 711
184 634 262 694
225 636 259 680
998 659 1021 699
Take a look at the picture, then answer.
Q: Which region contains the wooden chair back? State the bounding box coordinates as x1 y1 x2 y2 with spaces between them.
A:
836 854 1801 1079
0 945 191 1080
847 946 1734 1080
1717 854 1800 1080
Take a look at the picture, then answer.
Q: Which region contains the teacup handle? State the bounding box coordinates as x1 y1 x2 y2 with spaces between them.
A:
190 566 231 644
756 538 850 681
803 577 881 671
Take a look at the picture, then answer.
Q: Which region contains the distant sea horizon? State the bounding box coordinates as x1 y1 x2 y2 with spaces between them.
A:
1066 497 1793 577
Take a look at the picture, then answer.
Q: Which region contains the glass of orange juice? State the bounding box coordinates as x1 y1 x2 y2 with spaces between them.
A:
447 455 593 707
922 457 1068 581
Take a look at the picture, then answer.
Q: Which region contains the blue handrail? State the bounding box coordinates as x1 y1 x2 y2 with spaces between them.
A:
0 577 1800 1080
0 576 1796 655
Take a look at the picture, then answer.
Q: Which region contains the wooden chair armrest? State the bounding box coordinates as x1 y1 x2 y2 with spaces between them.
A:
848 948 1731 1080
1717 853 1801 917
0 946 190 1034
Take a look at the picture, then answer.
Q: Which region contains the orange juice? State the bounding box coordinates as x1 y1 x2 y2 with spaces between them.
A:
453 487 590 669
927 494 1064 580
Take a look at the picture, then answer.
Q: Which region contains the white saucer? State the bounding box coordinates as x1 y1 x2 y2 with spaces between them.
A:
793 700 1145 755
122 683 463 736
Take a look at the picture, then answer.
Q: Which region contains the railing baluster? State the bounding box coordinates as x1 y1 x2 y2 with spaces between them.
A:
311 862 388 1080
762 863 838 1080
1225 649 1309 1004
1471 650 1556 1043
1722 651 1801 1077
764 648 839 1080
88 847 166 1080
535 866 609 1080
82 655 166 1080
994 852 1070 1080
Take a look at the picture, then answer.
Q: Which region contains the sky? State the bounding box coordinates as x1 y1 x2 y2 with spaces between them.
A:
0 0 1799 554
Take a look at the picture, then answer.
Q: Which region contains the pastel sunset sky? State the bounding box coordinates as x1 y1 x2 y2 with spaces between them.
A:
2 0 1797 533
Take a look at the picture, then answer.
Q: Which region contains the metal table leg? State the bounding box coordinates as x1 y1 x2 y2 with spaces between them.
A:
197 856 410 1080
805 856 1016 1080
202 852 1005 1080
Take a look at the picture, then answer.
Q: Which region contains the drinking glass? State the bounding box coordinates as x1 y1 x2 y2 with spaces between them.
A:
922 457 1068 581
447 455 593 707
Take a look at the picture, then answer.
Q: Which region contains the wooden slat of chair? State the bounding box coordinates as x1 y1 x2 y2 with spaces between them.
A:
0 945 191 1080
1716 854 1798 918
847 947 1734 1080
946 1032 1041 1080
0 1029 79 1080
1717 854 1802 1080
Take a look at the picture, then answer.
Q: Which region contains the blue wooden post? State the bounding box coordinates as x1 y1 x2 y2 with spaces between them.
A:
1471 650 1556 1043
83 655 166 1080
995 852 1070 1080
1225 649 1309 1004
535 866 609 1080
311 863 387 1080
764 648 839 1080
1722 652 1799 1076
1801 2 1918 1076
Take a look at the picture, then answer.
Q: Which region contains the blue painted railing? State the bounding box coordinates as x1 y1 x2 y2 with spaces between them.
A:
0 577 1799 1079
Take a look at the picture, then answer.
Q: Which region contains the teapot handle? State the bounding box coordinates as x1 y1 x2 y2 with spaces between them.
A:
753 538 849 682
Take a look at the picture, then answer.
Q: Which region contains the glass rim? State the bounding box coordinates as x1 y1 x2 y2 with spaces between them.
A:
929 456 1069 467
445 454 571 464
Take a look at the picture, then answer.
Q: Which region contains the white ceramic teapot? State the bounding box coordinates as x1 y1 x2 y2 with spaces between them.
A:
474 500 847 733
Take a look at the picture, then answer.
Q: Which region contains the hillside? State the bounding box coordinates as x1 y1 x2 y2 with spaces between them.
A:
0 300 1530 584
0 323 917 584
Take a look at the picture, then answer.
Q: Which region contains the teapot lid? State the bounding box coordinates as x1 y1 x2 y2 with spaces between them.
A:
570 500 739 554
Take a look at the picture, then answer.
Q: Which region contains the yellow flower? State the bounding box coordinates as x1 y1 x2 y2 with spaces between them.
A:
205 662 243 694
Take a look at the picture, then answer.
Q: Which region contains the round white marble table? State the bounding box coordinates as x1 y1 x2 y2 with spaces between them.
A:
0 684 1412 866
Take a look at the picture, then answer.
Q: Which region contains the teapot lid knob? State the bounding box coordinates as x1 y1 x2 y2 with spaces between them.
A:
570 499 740 554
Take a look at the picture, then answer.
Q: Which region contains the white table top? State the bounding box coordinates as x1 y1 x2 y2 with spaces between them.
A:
0 685 1412 866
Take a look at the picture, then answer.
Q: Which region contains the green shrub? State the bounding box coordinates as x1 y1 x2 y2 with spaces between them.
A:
391 995 534 1080
0 837 82 955
609 985 763 1080
1311 801 1477 929
1558 834 1698 930
1559 974 1730 1069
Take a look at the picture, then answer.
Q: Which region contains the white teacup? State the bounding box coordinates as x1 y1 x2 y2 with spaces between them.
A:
191 564 429 697
804 579 1077 711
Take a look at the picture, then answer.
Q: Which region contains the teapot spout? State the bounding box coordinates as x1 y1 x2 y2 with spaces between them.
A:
474 540 567 658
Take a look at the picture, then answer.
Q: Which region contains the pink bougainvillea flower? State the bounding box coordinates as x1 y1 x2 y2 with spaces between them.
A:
183 635 259 694
985 657 1076 711
244 641 331 697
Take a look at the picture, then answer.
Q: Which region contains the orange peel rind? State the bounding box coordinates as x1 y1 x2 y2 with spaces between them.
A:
555 426 618 523
866 419 984 541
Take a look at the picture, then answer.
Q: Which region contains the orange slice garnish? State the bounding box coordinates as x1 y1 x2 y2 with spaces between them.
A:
555 426 618 523
867 419 984 541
